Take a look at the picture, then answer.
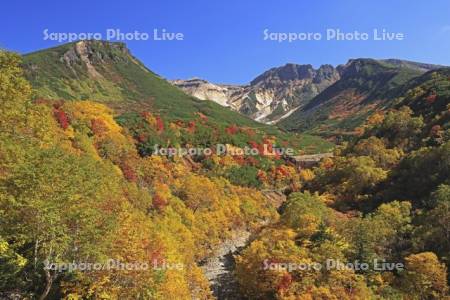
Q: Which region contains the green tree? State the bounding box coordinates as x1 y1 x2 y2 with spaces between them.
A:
351 136 402 169
384 142 450 207
345 201 412 264
313 156 387 209
375 106 424 150
225 165 261 188
281 191 329 236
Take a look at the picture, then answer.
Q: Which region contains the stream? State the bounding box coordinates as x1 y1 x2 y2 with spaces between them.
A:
200 230 250 300
200 191 286 299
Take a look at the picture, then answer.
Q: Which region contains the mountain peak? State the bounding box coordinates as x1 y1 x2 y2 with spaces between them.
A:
173 62 341 123
337 58 443 76
250 63 316 85
26 40 130 58
380 59 445 72
23 40 154 102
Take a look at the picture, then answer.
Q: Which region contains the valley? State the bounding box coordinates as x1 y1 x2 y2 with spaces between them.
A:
1 39 449 299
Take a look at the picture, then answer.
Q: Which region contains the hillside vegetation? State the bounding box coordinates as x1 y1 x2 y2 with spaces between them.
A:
22 40 332 153
1 44 449 299
235 68 450 298
0 49 337 299
279 59 447 137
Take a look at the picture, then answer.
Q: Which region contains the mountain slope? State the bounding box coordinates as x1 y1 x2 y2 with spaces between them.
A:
172 59 442 126
391 67 450 123
279 59 444 135
172 63 340 123
22 40 333 152
23 41 258 126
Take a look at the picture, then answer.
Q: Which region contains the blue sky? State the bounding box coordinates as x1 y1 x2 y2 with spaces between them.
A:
2 0 450 84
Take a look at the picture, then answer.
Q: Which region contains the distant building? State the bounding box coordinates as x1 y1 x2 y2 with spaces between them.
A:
285 153 334 169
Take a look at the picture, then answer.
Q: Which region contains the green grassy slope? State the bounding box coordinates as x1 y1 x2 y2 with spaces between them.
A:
23 41 256 124
22 40 333 153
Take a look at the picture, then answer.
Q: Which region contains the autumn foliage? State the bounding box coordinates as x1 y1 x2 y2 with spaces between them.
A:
1 52 449 299
53 107 69 129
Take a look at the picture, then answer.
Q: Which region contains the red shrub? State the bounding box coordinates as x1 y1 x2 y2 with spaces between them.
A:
248 141 264 154
152 193 168 211
121 163 138 182
276 166 289 177
137 133 148 142
225 124 239 135
277 273 293 292
248 140 259 149
155 116 164 132
246 156 258 166
257 170 268 182
426 94 437 104
233 155 245 165
187 121 196 133
430 125 442 137
53 108 70 130
196 112 208 122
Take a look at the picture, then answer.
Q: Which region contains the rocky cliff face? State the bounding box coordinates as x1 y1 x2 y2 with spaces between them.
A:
246 63 341 122
172 59 444 126
170 78 241 107
171 63 341 124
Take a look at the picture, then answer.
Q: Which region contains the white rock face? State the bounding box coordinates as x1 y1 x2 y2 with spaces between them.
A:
171 63 341 124
170 78 236 107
